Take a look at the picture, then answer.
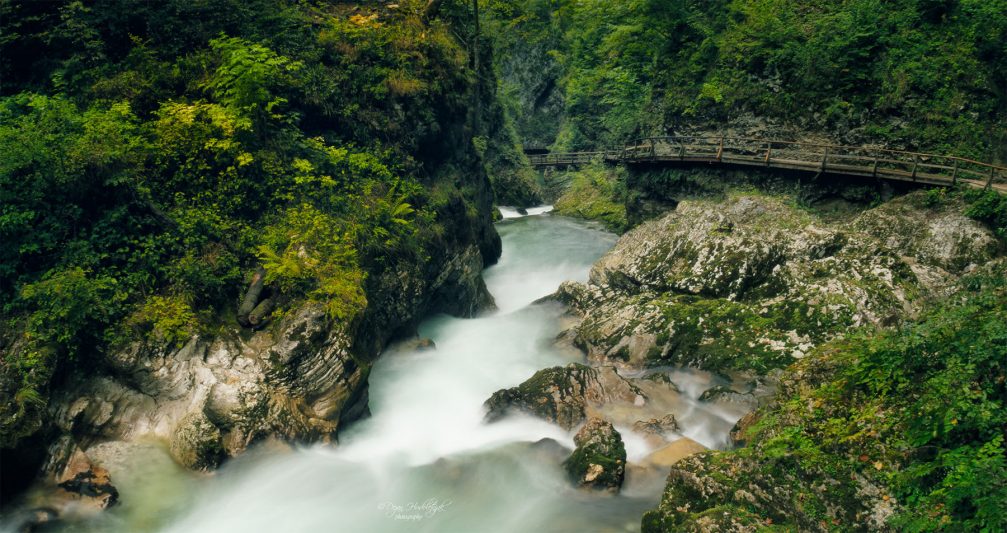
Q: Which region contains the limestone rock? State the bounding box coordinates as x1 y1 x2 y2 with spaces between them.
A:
632 414 680 438
559 192 1003 377
729 411 760 448
17 436 121 528
170 411 223 470
563 418 626 491
484 364 645 430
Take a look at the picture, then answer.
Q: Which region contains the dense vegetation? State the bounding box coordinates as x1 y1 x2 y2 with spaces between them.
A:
486 0 1007 160
644 270 1007 531
0 0 522 450
2 1 1005 530
480 3 1007 530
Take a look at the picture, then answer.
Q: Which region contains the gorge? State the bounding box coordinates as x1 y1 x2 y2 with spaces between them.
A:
2 1 1007 532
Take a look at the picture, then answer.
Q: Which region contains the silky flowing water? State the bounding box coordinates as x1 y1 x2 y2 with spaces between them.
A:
7 211 747 533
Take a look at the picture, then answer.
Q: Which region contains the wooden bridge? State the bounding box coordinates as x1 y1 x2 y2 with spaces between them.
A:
527 136 1007 193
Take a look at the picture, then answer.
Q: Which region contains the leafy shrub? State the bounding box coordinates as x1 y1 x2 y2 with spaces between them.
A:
257 204 367 321
126 295 199 347
717 273 1007 530
962 188 1007 237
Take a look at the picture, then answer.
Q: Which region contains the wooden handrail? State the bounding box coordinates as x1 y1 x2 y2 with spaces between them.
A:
629 136 1007 172
526 135 1006 192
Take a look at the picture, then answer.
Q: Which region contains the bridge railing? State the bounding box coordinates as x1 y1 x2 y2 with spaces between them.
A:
527 151 605 166
625 136 1007 189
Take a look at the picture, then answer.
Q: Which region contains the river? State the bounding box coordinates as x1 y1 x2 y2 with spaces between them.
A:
8 210 743 532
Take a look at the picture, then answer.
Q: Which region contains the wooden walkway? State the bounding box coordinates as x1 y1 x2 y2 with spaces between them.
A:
528 136 1007 193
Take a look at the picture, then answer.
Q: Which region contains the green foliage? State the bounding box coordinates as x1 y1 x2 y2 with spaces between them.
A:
257 204 367 321
204 36 303 128
19 267 121 351
487 0 1007 158
962 188 1007 238
0 1 494 449
673 273 1007 530
126 295 199 348
553 165 628 231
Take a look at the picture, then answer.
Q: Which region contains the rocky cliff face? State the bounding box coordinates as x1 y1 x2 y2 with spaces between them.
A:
6 171 501 523
556 191 1000 378
546 189 1002 532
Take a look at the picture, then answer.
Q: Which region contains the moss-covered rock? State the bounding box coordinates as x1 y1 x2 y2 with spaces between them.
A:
169 411 223 471
553 166 629 232
642 273 1007 532
563 417 626 492
559 191 1002 376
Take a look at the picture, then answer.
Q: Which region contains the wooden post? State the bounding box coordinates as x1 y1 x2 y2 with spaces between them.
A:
872 156 879 178
649 138 656 159
952 159 959 185
765 143 772 166
679 142 686 160
987 166 996 190
821 147 829 172
911 155 918 181
717 136 724 162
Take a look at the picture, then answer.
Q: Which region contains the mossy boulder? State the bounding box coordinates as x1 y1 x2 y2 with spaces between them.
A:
559 191 1002 376
169 412 223 471
563 417 626 492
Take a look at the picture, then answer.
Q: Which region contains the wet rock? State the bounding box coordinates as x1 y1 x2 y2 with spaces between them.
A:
563 418 626 491
17 507 60 532
55 462 118 511
529 437 573 463
169 411 224 471
632 414 680 438
393 337 437 353
698 385 759 412
30 436 120 520
559 192 1003 376
484 363 645 430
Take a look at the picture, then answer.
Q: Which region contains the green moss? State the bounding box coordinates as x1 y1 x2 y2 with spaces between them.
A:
649 295 791 374
563 420 627 490
554 165 628 232
644 273 1007 531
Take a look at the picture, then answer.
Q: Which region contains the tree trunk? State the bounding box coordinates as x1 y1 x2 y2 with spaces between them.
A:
237 267 266 327
471 0 481 134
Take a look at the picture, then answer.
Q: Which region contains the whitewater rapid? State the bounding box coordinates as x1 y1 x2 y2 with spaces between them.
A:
6 210 745 533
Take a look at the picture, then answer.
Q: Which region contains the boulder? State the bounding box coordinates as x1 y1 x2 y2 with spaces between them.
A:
559 192 1003 377
729 411 760 448
632 414 680 438
563 417 626 491
169 411 224 471
484 363 645 430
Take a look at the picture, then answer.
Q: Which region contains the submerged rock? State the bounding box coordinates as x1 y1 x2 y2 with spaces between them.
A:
641 437 706 468
632 414 680 438
483 363 645 430
391 337 437 353
563 418 626 492
46 440 119 512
